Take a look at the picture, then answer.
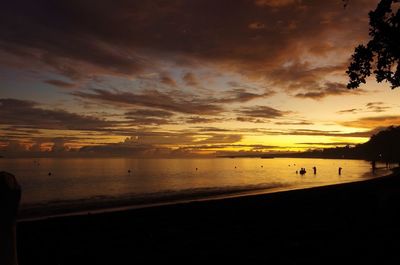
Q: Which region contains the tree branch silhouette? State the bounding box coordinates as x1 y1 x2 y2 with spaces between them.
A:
346 0 400 89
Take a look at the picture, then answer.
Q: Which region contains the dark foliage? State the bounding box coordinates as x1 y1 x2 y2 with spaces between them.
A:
360 125 400 161
347 0 400 89
282 126 400 162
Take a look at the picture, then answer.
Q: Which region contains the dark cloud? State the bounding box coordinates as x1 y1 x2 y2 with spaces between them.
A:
78 132 242 157
194 127 231 132
79 142 171 157
274 120 313 125
179 144 278 150
1 129 246 157
216 88 275 103
226 81 246 88
237 105 292 122
51 138 70 152
182 72 198 86
160 75 177 87
337 108 359 114
126 109 174 118
236 117 266 123
118 131 242 146
294 82 354 100
124 109 174 125
72 86 275 117
72 89 223 115
263 61 355 98
44 79 76 88
337 102 391 115
281 128 383 138
0 0 376 88
0 1 147 80
184 117 223 124
231 127 377 138
0 140 28 153
254 0 298 7
365 102 390 113
269 62 345 90
0 98 115 131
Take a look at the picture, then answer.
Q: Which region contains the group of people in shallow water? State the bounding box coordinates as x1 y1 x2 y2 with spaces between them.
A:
295 166 343 175
295 160 397 176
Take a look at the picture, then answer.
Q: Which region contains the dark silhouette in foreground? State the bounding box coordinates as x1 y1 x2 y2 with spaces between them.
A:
0 172 21 265
347 0 400 89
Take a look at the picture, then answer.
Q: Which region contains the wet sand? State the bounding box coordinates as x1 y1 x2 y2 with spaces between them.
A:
17 168 400 264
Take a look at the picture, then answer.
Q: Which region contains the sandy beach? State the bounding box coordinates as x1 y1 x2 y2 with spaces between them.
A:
17 168 400 264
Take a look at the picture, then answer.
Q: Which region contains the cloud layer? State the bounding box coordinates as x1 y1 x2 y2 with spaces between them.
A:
1 0 396 158
0 0 375 87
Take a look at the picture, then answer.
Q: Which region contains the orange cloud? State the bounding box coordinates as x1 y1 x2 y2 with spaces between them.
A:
341 116 400 129
160 75 177 87
248 22 266 29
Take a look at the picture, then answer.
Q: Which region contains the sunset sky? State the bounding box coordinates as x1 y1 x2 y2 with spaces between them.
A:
0 0 399 157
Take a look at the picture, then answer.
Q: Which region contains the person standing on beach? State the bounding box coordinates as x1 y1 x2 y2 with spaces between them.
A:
313 166 317 174
338 167 342 175
0 172 21 265
371 161 376 172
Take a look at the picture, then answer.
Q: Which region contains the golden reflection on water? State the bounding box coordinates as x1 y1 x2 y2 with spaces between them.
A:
0 157 390 206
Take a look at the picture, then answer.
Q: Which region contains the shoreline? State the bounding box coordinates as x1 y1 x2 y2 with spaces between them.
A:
17 167 391 222
17 168 400 264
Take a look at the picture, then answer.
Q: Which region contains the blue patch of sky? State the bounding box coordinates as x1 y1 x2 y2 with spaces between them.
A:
0 68 73 104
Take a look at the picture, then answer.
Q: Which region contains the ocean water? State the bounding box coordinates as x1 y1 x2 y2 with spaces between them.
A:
0 157 391 219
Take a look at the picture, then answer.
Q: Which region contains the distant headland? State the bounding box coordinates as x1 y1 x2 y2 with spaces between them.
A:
225 126 400 162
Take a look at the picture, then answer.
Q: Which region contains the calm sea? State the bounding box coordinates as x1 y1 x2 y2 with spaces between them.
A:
0 157 391 219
